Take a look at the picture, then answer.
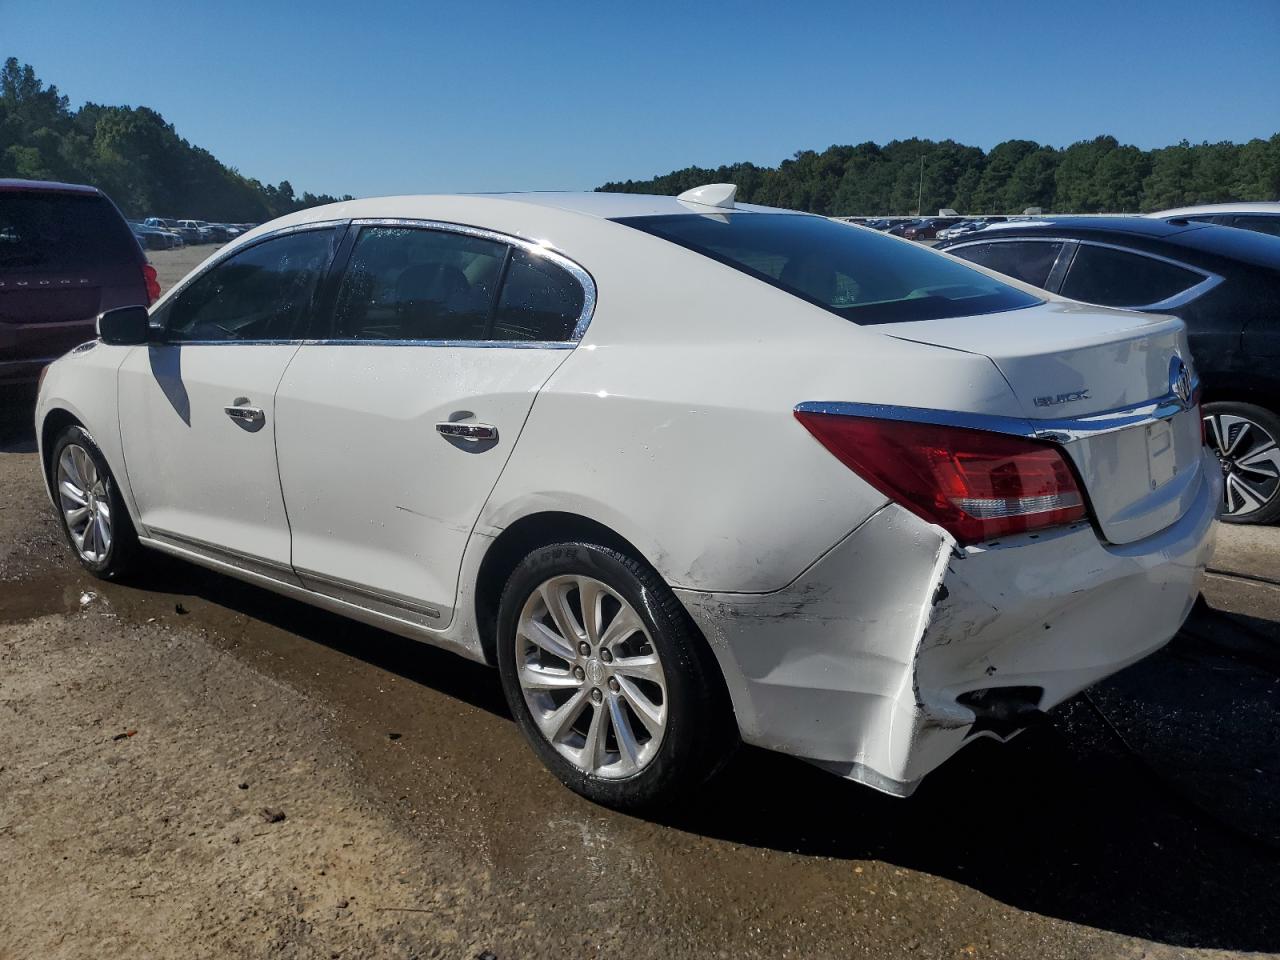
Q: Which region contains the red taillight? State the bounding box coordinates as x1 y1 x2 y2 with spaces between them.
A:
143 262 160 305
795 412 1088 545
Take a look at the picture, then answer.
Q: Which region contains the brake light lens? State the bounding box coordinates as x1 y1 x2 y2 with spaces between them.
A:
795 412 1088 545
142 262 160 305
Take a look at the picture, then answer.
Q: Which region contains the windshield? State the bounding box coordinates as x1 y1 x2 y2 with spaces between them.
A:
613 213 1041 324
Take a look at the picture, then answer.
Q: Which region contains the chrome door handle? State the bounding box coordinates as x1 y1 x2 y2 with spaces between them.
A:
225 404 265 428
436 421 497 442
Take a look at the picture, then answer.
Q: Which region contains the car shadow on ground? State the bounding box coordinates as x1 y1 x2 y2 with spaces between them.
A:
0 391 37 453
120 555 1280 954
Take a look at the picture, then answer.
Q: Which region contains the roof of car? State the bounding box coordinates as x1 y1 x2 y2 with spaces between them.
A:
0 177 101 195
966 216 1201 239
1147 201 1280 218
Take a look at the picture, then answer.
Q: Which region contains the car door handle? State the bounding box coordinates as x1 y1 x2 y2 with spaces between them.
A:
225 403 266 429
435 421 497 442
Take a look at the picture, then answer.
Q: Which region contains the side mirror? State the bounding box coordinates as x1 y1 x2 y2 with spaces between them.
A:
97 306 151 346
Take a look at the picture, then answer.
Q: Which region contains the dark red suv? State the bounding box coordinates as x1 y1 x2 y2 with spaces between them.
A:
0 179 158 389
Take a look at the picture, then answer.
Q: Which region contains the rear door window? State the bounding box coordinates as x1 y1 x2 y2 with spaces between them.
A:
1059 244 1205 307
165 229 336 342
948 241 1064 289
491 248 585 341
331 227 506 341
0 192 137 271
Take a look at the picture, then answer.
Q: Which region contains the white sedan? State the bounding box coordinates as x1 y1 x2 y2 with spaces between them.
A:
35 184 1220 809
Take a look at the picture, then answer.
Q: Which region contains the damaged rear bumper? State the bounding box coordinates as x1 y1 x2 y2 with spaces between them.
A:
675 457 1220 797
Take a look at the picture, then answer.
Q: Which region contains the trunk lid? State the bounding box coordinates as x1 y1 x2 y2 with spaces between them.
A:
888 301 1206 544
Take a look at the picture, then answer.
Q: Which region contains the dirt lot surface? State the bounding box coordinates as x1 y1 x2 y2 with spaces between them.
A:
1 400 1278 959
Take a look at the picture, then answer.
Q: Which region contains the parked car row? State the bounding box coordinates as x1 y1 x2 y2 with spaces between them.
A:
142 217 257 246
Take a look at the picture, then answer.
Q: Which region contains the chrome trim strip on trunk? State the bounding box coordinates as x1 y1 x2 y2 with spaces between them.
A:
795 385 1198 444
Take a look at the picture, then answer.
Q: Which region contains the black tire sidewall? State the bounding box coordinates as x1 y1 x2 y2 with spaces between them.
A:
1204 400 1280 525
49 425 138 579
495 541 731 811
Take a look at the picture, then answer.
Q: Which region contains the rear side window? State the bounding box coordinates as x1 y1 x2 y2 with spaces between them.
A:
948 241 1063 289
0 192 138 271
1059 244 1204 307
492 248 585 341
165 229 335 342
1227 215 1280 238
330 227 587 343
332 227 506 341
613 213 1040 325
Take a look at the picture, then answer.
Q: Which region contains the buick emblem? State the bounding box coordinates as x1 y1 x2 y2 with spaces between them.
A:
1169 355 1193 409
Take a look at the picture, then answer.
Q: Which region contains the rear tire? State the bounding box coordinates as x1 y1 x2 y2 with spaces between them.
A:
49 425 140 579
1203 401 1280 525
495 541 735 811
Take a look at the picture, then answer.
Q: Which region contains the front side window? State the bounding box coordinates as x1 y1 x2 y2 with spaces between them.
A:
1059 244 1204 307
613 213 1041 325
332 227 506 341
165 229 335 342
948 240 1064 289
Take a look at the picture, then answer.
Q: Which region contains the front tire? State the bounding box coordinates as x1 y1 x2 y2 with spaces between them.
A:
49 424 140 579
1203 401 1280 525
496 541 735 811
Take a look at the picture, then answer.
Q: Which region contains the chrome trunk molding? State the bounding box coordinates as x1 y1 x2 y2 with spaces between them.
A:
795 384 1199 444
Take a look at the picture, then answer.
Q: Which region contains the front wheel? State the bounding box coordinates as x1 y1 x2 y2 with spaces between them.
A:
1203 401 1280 525
49 424 140 579
495 541 735 811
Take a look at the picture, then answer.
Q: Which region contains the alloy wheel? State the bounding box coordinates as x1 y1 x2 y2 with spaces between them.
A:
514 575 667 779
57 443 113 563
1205 412 1280 518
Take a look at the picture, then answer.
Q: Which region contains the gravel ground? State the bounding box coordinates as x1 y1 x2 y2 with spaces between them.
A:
1 401 1278 959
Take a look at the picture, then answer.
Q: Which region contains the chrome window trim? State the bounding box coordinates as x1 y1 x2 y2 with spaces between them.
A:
795 383 1199 444
343 217 598 342
941 236 1073 291
145 217 597 349
945 235 1223 310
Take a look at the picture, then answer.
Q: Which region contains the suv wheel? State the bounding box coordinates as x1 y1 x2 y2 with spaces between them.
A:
496 541 735 811
1203 401 1280 524
50 425 140 578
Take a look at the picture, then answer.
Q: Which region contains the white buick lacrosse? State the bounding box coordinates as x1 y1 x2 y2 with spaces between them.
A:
35 184 1219 809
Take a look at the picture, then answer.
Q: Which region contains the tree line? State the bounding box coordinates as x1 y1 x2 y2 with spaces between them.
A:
598 134 1280 216
5 57 1277 221
0 58 350 222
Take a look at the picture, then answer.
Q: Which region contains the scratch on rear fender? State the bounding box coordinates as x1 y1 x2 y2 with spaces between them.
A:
905 528 973 730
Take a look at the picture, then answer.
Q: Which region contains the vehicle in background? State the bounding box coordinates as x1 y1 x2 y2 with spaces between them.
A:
1146 202 1280 239
129 221 179 251
36 185 1217 810
171 220 204 244
0 178 157 389
938 216 1280 523
936 219 992 240
887 218 925 237
861 218 893 231
901 217 963 241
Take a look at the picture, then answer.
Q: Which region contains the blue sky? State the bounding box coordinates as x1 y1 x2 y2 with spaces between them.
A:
7 0 1278 197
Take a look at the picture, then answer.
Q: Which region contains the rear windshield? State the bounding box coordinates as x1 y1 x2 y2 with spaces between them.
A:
613 213 1041 324
0 192 139 271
